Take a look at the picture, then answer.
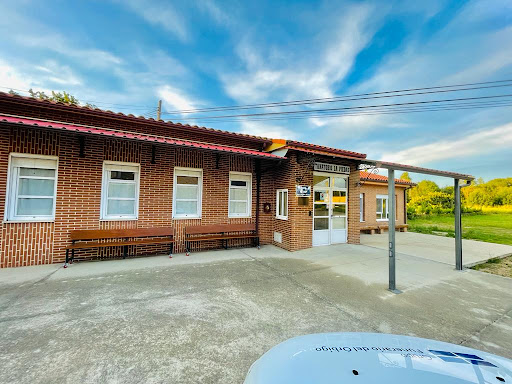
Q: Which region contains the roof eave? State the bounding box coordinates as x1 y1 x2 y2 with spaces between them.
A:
0 93 272 145
286 140 367 159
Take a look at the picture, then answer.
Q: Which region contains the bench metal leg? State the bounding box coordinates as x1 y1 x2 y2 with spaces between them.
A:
123 245 128 259
169 243 173 258
223 239 228 250
71 249 75 264
64 249 69 268
186 241 190 256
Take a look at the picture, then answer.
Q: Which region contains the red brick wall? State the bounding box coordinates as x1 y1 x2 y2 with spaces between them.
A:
0 123 277 267
0 98 370 267
270 150 361 251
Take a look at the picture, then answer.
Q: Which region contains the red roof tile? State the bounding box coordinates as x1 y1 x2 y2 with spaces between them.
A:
0 115 283 160
360 171 416 186
0 92 271 143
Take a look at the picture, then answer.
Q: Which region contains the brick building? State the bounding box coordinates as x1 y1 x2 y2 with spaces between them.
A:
359 171 416 229
0 92 415 268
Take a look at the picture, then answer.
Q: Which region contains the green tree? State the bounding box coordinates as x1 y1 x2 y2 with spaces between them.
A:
441 185 454 195
399 172 411 181
408 180 440 201
462 178 512 206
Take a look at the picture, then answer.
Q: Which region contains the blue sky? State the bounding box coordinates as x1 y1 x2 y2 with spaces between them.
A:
1 0 512 185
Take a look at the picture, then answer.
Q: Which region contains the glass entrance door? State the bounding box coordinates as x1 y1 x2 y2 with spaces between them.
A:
313 173 348 246
331 177 347 244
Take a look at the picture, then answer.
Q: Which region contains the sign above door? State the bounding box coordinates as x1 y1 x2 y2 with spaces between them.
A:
314 162 350 174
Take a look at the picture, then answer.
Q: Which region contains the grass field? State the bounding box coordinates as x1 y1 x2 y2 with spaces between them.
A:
408 213 512 246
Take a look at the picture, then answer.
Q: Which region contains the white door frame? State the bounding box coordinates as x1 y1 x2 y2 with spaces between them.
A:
312 172 349 246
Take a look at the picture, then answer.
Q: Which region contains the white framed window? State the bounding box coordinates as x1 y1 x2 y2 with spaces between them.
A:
360 193 365 222
101 161 140 220
376 194 388 221
5 153 58 222
173 167 202 219
276 189 288 220
228 172 252 218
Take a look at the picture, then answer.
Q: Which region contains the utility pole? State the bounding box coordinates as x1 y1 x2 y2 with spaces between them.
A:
156 100 162 121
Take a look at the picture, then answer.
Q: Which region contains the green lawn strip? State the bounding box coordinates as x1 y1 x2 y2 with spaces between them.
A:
408 213 512 246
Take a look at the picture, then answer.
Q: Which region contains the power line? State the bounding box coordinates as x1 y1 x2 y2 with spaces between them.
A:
160 93 512 121
3 79 512 120
160 79 512 114
185 103 512 124
186 101 512 123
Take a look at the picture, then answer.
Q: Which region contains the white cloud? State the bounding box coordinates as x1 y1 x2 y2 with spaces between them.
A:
0 59 55 95
443 27 512 83
239 121 297 140
157 85 200 112
34 61 82 86
221 3 378 103
381 123 512 165
118 0 188 42
357 2 512 92
196 0 230 25
14 33 122 69
0 60 34 91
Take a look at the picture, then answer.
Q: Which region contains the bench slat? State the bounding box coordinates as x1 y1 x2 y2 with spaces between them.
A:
360 226 379 230
186 234 258 242
69 227 174 240
66 237 174 250
185 223 256 235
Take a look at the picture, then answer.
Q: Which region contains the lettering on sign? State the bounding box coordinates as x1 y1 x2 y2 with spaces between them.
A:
314 162 350 174
295 185 311 197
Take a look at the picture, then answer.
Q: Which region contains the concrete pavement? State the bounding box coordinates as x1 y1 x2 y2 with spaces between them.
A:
361 231 512 267
0 243 511 383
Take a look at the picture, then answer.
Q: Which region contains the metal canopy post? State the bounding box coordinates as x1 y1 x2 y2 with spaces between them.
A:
454 179 463 270
388 169 396 291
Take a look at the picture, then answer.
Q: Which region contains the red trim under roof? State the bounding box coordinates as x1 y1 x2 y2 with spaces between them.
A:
0 115 283 160
287 140 366 159
360 171 416 186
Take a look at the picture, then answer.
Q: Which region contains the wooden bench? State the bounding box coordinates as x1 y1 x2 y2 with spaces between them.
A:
361 224 408 234
360 225 379 234
65 227 175 267
184 223 259 256
371 224 408 234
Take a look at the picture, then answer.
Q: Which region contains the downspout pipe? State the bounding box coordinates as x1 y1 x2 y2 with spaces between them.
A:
256 160 261 235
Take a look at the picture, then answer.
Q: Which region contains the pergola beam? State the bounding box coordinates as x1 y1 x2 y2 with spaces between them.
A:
371 160 474 181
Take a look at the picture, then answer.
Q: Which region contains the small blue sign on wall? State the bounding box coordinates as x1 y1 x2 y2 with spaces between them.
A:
296 185 311 197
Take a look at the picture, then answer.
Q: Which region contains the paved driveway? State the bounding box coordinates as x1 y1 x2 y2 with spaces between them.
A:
1 244 511 383
361 231 512 266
